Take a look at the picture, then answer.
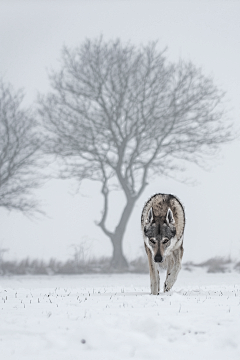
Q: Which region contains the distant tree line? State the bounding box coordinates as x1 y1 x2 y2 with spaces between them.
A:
0 253 239 275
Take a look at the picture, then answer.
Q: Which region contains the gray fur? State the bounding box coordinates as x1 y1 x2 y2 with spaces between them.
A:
141 193 185 295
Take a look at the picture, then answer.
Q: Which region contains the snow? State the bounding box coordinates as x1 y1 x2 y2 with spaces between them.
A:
0 269 240 359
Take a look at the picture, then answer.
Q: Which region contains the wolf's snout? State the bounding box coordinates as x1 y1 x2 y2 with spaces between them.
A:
154 255 163 263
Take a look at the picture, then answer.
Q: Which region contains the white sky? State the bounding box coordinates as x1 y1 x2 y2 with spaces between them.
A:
0 0 240 263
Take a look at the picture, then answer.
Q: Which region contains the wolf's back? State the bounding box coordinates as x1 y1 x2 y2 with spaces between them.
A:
141 193 185 241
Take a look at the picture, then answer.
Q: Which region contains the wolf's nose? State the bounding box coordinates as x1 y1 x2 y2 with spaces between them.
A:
154 255 163 263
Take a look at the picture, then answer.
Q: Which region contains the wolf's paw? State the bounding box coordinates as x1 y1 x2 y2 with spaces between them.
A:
164 282 172 292
151 291 159 295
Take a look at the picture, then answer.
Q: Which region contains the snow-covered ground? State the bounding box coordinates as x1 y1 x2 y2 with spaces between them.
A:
0 269 240 360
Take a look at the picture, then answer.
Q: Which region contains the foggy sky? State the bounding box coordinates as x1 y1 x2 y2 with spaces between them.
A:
0 0 240 263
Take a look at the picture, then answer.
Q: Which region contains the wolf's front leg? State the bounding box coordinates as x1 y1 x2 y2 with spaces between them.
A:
145 243 159 294
150 263 159 295
164 246 183 292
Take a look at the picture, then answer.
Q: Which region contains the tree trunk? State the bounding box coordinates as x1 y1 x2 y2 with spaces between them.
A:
109 198 136 270
110 232 128 269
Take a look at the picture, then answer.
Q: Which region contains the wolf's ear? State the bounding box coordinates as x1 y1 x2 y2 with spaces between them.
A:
147 207 154 223
166 208 175 226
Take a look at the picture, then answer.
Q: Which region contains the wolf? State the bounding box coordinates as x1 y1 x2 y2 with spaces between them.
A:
141 193 185 295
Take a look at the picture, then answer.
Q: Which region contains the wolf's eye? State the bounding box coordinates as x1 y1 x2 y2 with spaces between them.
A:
149 238 156 245
162 238 169 244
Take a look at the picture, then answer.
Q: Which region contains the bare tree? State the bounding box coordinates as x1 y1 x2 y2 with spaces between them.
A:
39 38 234 268
0 80 43 214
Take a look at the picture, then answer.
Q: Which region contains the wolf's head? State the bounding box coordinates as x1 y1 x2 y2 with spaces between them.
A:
144 207 177 263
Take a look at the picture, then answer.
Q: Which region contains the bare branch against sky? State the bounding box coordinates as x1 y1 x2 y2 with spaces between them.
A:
0 80 44 214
